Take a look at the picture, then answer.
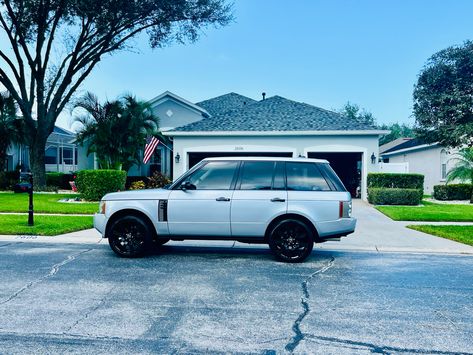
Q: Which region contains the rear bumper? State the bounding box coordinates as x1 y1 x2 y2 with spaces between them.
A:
316 217 357 239
93 213 107 236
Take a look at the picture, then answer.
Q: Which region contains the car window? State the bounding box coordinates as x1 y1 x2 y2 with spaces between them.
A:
239 161 274 190
318 163 346 191
186 161 238 190
286 162 331 191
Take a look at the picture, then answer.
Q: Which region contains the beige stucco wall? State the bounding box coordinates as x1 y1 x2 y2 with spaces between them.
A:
170 134 381 201
387 147 459 194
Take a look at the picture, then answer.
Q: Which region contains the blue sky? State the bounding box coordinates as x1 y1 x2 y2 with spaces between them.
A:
52 1 472 129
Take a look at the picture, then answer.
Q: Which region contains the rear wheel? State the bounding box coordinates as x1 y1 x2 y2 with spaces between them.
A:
268 219 314 263
107 215 152 258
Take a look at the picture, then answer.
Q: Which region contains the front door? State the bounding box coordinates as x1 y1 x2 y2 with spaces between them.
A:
167 160 239 236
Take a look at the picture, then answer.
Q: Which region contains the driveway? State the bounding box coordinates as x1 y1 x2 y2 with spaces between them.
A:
319 200 473 254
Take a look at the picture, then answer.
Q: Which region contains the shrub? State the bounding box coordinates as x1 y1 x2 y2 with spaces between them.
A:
433 184 473 201
46 172 75 189
368 188 423 205
33 185 58 192
368 173 424 189
75 170 126 200
130 180 146 190
0 171 20 190
148 171 171 189
126 176 148 189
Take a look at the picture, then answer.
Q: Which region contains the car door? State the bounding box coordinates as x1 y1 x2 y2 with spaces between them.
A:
167 160 239 236
231 161 288 237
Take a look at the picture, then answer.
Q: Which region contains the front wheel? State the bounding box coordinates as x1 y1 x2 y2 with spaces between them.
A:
268 219 314 263
107 215 152 258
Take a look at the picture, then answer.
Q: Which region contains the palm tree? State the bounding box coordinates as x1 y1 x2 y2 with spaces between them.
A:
0 92 23 172
73 93 160 171
447 147 473 202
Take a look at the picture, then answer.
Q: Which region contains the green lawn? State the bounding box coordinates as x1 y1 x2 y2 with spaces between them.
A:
0 215 93 235
376 201 473 221
407 225 473 247
0 193 98 214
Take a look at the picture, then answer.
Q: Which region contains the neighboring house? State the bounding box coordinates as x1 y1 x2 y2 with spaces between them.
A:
380 138 459 194
157 92 388 200
6 126 79 173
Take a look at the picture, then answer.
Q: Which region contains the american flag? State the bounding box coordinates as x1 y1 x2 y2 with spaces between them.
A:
143 136 160 164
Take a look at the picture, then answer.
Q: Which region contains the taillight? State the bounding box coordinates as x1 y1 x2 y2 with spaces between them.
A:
340 201 352 218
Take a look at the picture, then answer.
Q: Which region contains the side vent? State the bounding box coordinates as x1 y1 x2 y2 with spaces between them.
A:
158 200 168 222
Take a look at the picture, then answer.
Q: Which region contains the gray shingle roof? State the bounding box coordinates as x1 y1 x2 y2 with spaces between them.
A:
196 92 256 116
173 95 379 132
382 138 436 154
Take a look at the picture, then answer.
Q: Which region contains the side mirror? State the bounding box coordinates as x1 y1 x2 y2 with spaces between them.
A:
180 181 196 191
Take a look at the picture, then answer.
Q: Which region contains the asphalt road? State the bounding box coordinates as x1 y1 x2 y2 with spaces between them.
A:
0 241 472 354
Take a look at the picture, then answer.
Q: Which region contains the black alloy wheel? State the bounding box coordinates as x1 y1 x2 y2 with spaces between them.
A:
268 219 314 263
108 215 152 257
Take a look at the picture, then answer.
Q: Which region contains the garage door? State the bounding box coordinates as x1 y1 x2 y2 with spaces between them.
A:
307 152 362 198
188 152 293 169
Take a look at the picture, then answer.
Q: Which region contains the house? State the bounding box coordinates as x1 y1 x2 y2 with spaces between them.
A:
6 126 79 173
380 138 459 194
145 92 388 200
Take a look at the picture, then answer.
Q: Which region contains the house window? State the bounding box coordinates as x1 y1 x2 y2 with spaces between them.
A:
440 149 448 180
45 147 57 164
150 147 163 175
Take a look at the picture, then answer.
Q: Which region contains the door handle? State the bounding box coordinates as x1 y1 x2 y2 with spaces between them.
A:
271 197 286 202
216 197 231 202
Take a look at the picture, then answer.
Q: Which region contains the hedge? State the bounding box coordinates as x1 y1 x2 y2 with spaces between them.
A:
368 188 423 205
75 170 126 201
433 184 473 201
368 173 424 189
46 172 76 189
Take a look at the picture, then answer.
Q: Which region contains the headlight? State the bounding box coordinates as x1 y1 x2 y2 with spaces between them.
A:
99 201 106 214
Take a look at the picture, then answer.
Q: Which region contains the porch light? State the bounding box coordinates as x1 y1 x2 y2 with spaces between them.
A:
371 153 376 164
175 153 180 164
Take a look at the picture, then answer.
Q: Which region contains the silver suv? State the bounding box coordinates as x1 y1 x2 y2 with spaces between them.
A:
94 157 356 262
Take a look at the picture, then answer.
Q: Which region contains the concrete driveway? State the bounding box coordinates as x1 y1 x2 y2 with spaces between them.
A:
319 200 473 254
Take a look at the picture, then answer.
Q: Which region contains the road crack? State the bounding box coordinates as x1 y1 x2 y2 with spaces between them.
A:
0 248 92 306
285 256 335 353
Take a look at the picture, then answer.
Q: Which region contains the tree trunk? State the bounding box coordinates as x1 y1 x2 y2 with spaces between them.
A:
29 137 48 189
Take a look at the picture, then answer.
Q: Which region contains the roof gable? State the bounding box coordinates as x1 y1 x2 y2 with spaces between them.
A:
148 91 210 117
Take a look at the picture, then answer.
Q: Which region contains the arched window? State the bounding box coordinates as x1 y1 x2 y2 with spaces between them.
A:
440 149 448 180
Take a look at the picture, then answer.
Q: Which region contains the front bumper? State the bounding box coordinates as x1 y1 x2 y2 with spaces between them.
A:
93 213 107 236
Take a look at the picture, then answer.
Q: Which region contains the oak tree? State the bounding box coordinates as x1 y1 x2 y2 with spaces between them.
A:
0 0 232 186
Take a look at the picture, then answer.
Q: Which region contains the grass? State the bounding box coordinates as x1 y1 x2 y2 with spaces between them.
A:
0 193 98 214
0 214 93 236
376 201 473 222
407 225 473 247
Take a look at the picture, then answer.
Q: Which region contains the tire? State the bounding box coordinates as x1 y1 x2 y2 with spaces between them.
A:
107 215 152 258
268 219 314 263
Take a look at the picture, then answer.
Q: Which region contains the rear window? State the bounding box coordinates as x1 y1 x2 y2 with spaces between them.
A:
286 162 331 191
318 163 347 191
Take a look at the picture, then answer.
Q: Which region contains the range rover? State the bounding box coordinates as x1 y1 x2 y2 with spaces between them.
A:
94 157 356 262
